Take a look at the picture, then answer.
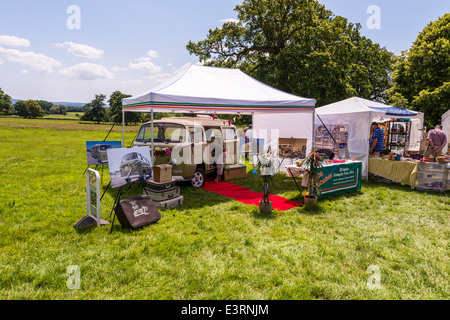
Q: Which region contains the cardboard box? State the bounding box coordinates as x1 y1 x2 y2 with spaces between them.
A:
154 164 172 182
223 164 247 181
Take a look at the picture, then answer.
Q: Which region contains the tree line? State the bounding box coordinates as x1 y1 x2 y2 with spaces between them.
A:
0 92 85 118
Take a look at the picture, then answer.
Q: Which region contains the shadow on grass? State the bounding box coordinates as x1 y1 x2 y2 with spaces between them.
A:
365 177 450 196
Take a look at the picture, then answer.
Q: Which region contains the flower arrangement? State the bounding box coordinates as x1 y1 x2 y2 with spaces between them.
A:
253 148 280 205
301 147 324 199
153 147 172 157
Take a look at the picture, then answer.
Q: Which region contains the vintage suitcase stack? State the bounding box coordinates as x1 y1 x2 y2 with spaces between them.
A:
223 164 247 181
144 178 184 209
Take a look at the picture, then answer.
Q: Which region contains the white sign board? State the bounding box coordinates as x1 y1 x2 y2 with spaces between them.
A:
86 168 101 226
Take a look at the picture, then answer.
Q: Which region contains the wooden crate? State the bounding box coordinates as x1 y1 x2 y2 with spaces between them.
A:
223 164 247 181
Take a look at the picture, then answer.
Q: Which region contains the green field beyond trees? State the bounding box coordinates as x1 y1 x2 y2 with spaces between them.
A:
0 117 448 300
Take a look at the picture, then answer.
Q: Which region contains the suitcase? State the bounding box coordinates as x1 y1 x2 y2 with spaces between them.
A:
144 186 180 202
223 164 247 181
154 196 184 209
146 179 176 191
114 195 161 229
154 164 172 182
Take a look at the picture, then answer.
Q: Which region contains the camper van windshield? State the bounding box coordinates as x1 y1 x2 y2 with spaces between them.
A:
136 123 186 143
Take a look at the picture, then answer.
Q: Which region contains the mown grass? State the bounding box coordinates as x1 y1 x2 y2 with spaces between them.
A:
0 117 448 300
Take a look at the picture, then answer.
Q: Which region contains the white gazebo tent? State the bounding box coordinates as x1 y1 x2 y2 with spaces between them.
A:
442 109 450 154
121 64 316 160
315 97 425 180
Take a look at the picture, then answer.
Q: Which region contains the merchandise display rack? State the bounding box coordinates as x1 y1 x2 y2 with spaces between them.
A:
386 119 411 155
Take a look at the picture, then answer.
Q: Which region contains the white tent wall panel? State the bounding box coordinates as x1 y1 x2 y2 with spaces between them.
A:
253 112 314 172
442 109 450 154
315 112 374 180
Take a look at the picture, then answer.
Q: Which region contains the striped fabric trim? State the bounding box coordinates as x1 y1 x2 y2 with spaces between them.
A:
123 101 315 112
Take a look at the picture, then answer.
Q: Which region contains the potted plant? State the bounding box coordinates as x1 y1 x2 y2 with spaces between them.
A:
301 147 323 205
253 148 280 214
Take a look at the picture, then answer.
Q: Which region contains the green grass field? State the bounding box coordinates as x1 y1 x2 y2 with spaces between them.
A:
0 116 448 300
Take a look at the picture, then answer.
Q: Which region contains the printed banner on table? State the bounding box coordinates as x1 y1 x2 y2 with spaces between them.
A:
316 161 362 199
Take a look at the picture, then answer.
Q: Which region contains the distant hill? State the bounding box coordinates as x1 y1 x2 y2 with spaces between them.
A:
11 99 86 107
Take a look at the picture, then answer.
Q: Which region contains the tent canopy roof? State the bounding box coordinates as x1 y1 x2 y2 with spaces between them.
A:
316 97 421 118
122 64 316 115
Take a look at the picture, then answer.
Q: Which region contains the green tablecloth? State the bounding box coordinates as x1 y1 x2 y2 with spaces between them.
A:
316 161 362 199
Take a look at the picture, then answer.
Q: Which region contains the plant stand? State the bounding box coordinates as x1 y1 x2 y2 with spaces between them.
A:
259 200 273 214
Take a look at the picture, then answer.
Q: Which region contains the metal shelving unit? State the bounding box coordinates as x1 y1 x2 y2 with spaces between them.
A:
386 120 411 155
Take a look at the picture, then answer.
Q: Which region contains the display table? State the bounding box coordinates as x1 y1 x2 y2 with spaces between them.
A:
368 158 418 189
286 161 362 199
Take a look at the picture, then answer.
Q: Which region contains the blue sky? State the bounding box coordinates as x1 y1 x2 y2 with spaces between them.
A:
0 0 448 103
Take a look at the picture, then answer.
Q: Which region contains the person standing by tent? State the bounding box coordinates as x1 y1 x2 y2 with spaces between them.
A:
369 122 385 154
424 124 447 157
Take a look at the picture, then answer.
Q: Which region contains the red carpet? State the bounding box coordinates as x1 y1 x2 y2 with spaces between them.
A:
202 181 302 211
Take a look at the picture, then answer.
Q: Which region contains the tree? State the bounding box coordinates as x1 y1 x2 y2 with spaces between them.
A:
187 0 393 106
36 100 54 113
81 94 108 124
14 100 45 119
26 100 46 119
389 13 450 126
108 90 142 124
0 88 13 115
49 104 68 115
14 100 28 117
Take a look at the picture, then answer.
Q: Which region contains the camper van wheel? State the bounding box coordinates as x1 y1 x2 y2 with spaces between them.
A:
191 168 206 188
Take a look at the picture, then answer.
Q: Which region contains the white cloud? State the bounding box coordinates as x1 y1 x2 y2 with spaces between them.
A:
60 63 114 80
135 56 152 62
21 69 29 74
0 35 31 47
132 49 160 65
0 47 62 74
220 18 239 24
54 41 104 59
129 60 162 73
147 50 159 58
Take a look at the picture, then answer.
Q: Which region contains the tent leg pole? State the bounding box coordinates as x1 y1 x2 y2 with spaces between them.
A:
151 109 154 161
313 110 316 150
122 111 125 147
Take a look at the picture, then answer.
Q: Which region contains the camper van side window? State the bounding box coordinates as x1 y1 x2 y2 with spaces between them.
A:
223 127 237 141
189 127 205 143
